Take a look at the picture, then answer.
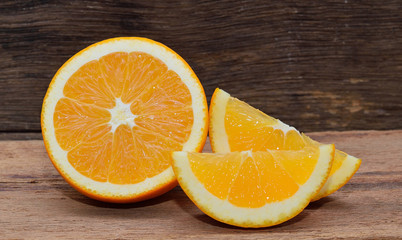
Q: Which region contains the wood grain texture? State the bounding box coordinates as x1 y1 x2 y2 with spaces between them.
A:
0 132 42 141
0 0 401 132
1 131 401 239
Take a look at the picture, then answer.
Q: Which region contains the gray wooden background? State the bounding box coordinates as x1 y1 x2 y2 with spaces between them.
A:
1 0 401 138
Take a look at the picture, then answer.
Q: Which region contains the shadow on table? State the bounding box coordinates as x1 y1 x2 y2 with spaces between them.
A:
307 197 335 210
59 184 178 209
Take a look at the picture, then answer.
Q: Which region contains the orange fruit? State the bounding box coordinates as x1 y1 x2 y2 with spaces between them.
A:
209 88 361 201
172 144 334 228
41 37 208 203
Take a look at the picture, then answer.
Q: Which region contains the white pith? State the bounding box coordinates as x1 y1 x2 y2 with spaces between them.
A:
173 144 334 227
108 98 137 133
209 89 230 152
42 38 207 198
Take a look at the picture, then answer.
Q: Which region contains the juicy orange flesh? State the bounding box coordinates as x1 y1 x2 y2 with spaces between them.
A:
54 98 112 151
54 52 193 184
187 152 242 200
188 148 319 208
224 97 343 178
270 147 319 185
68 133 113 182
225 98 307 151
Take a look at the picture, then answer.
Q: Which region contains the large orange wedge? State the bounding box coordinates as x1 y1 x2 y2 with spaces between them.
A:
173 145 334 228
42 37 208 203
209 88 361 201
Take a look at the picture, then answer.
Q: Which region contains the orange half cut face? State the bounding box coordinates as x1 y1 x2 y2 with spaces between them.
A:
42 38 208 203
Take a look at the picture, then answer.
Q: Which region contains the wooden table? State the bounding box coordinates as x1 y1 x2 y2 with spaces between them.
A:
1 130 401 239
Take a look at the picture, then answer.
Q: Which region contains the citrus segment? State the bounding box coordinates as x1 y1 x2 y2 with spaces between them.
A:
121 52 168 104
284 130 306 150
131 127 182 178
132 69 194 143
42 37 208 203
272 147 319 185
67 133 113 182
54 98 111 151
99 52 128 98
252 152 300 202
63 60 115 109
209 88 361 201
227 154 267 208
187 152 242 200
173 144 334 228
108 124 146 184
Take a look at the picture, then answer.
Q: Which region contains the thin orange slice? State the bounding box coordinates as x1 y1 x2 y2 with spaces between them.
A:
42 37 208 203
209 88 361 201
172 144 334 228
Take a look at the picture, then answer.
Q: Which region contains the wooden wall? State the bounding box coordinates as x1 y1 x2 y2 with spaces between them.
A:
1 0 401 134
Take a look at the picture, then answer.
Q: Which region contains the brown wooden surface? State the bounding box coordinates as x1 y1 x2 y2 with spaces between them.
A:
0 1 402 133
1 130 401 239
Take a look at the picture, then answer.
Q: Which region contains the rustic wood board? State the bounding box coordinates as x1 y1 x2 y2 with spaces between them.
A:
0 1 401 132
1 130 401 239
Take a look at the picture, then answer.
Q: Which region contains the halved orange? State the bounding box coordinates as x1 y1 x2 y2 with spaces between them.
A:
41 37 208 203
209 88 361 201
173 144 334 228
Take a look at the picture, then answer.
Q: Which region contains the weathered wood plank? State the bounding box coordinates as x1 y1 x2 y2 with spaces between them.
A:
0 132 42 141
0 1 401 132
0 130 401 239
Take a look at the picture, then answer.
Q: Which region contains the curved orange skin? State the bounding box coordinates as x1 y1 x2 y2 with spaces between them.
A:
41 37 208 203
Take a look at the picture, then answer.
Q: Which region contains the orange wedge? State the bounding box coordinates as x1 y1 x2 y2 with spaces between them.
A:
41 37 208 203
209 88 361 201
173 144 334 228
